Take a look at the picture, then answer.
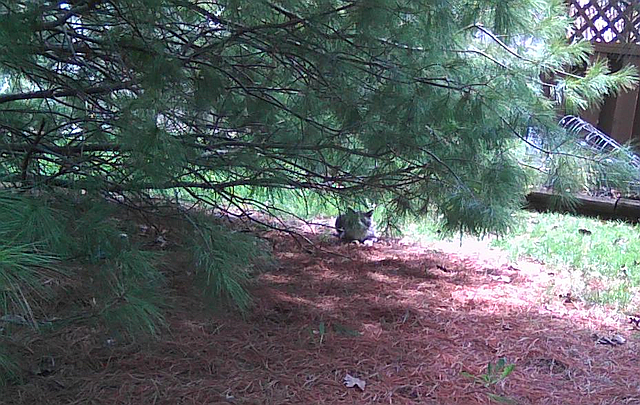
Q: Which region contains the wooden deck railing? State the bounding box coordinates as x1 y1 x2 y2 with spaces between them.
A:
565 0 640 146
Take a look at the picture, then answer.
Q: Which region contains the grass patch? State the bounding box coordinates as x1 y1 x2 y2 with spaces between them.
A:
492 211 640 311
401 209 640 311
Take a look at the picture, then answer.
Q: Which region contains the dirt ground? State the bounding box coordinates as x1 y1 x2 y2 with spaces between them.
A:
4 220 640 404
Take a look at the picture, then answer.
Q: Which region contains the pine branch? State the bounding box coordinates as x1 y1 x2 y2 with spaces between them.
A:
0 83 133 104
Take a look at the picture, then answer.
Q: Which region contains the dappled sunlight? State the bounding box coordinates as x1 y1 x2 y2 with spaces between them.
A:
450 284 535 311
260 273 295 284
365 271 404 285
9 226 640 404
241 232 640 403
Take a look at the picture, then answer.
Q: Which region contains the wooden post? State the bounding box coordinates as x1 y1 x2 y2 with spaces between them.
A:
609 55 640 144
580 106 601 126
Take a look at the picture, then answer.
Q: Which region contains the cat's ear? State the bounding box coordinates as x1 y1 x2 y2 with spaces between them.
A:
347 207 356 214
364 210 374 218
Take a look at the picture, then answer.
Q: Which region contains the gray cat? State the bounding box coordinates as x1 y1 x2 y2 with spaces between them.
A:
335 208 377 243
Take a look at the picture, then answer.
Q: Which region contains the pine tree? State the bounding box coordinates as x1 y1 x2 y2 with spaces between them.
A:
1 0 637 231
0 0 637 360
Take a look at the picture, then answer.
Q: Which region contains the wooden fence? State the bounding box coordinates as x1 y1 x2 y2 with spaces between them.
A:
566 0 640 146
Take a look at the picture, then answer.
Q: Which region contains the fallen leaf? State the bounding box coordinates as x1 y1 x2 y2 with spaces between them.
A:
343 374 366 391
594 333 626 346
611 334 626 345
490 275 511 283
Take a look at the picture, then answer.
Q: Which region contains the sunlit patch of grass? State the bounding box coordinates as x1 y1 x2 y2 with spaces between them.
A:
401 209 640 311
230 187 342 219
403 220 443 241
492 211 640 311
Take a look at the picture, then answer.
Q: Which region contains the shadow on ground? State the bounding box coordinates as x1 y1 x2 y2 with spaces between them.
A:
4 230 640 405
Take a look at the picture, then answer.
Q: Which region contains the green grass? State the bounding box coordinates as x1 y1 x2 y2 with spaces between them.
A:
402 209 640 311
492 211 640 311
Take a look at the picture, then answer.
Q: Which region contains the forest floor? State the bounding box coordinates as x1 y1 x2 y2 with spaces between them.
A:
5 216 640 405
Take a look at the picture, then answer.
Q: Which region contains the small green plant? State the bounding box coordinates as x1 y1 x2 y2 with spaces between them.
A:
462 359 516 404
486 393 518 404
318 321 326 344
462 358 515 387
307 321 330 344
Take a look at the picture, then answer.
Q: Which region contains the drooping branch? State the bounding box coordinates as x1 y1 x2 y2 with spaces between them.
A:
0 83 133 104
0 143 126 154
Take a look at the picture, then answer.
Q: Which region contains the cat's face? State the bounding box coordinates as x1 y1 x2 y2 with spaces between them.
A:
359 210 373 226
336 209 376 242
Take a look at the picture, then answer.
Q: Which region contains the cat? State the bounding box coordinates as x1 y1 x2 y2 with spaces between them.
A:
335 208 377 243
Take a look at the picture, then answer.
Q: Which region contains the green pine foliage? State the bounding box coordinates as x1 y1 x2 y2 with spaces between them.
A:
100 284 167 338
190 217 270 312
15 199 70 255
0 192 60 323
558 61 638 112
0 0 637 235
62 201 169 337
0 190 169 336
98 248 167 337
0 242 58 326
0 346 19 386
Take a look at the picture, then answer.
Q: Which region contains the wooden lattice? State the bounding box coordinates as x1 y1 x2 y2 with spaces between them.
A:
567 0 640 43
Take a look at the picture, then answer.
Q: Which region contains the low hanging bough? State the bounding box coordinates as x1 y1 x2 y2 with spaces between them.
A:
0 0 637 235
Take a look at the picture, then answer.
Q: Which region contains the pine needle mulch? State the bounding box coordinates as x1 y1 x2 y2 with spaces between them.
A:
5 230 640 404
